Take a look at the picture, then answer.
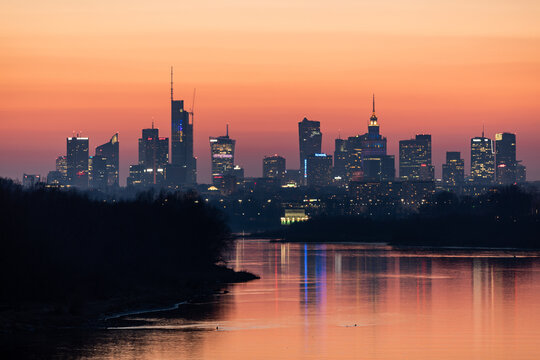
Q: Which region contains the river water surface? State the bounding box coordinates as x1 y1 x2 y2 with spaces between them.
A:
20 240 540 359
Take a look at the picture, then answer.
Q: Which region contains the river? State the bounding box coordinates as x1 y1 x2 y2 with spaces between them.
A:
12 240 540 359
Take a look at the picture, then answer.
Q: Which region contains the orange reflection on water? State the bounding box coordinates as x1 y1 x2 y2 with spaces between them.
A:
52 240 540 359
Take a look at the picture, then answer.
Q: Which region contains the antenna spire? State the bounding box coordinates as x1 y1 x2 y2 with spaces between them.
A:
152 117 154 129
372 93 375 113
170 66 174 101
482 123 485 138
226 123 229 137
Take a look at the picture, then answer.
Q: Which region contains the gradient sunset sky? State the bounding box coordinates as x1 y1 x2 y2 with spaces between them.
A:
1 0 539 183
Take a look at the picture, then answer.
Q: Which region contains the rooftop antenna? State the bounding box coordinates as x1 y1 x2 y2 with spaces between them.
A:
226 123 229 137
372 93 375 113
170 66 174 101
152 117 155 129
482 123 485 138
189 88 196 125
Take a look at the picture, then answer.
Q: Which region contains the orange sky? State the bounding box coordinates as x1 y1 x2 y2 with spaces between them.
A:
1 0 540 183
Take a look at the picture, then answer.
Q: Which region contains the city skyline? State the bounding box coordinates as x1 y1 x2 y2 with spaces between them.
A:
5 90 533 186
2 1 539 183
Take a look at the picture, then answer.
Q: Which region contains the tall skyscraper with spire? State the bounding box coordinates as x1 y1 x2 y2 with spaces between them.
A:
169 67 197 185
344 95 394 181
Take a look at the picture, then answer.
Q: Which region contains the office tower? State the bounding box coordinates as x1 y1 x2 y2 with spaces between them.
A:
233 165 245 186
170 68 197 185
399 134 433 181
89 155 107 189
283 169 303 187
363 155 395 181
470 133 495 184
23 174 41 188
55 156 67 181
442 151 465 189
127 125 168 186
306 153 333 187
333 138 348 179
298 117 322 181
495 132 517 184
263 155 286 181
210 125 236 186
95 133 119 187
66 136 89 187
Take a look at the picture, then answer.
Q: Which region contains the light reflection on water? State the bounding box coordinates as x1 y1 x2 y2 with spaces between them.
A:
20 240 540 359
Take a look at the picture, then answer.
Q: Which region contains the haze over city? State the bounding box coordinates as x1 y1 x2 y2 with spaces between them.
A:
2 0 540 183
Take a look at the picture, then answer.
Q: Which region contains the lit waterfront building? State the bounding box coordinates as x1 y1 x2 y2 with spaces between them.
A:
170 68 197 185
263 155 286 182
66 136 89 187
470 133 495 185
399 134 433 181
442 151 465 189
495 132 517 185
280 208 309 225
210 125 236 187
298 117 322 182
306 153 333 187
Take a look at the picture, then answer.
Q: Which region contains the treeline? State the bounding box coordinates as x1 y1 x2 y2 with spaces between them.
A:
285 186 540 248
0 178 239 307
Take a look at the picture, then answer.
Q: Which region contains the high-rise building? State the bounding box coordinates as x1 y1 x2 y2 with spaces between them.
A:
306 153 333 187
442 151 465 189
170 68 197 185
495 132 517 184
298 117 322 181
127 125 168 186
66 136 89 187
470 134 495 185
263 155 286 181
399 134 433 181
89 155 107 189
210 125 236 187
55 156 67 182
95 133 119 187
333 138 348 180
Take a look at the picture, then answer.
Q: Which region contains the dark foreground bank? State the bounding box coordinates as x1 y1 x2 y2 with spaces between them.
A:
0 179 257 331
284 186 540 248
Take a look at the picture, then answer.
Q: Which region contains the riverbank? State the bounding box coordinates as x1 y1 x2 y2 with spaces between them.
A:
0 265 258 333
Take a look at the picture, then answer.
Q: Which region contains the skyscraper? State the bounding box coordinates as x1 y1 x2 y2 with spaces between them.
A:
298 117 322 181
95 133 119 187
333 138 348 180
495 132 517 184
306 153 333 187
210 125 236 186
470 133 495 184
170 68 196 185
343 96 389 181
399 134 433 181
127 125 168 186
363 155 395 181
66 136 89 187
263 155 286 181
442 151 465 189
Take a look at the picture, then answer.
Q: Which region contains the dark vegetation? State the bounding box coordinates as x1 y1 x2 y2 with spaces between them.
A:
0 178 256 324
285 186 540 248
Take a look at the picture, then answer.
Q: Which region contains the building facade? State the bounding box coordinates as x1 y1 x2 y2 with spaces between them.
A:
298 117 322 182
470 135 495 184
495 132 517 185
95 133 119 187
306 153 333 187
442 151 465 189
210 126 236 187
66 136 89 187
263 155 286 181
399 134 433 181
